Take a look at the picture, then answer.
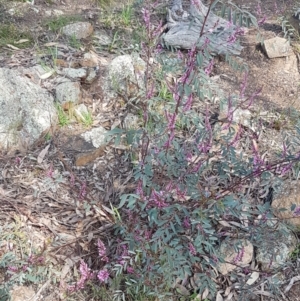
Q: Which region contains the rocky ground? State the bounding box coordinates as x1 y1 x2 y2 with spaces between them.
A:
1 0 300 300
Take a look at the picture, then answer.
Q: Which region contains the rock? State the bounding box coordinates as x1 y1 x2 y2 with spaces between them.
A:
55 80 82 109
256 221 297 270
85 67 98 84
74 104 89 122
271 182 300 228
218 239 253 275
81 126 108 148
61 22 93 39
0 68 57 151
263 37 294 58
219 105 252 128
231 108 252 127
19 65 54 84
79 52 99 68
10 286 35 301
108 54 146 97
54 59 79 68
163 0 243 55
58 68 87 80
60 134 106 166
45 9 64 17
93 30 112 46
123 113 139 130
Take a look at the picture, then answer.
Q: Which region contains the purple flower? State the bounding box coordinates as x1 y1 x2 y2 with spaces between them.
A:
204 59 214 75
183 216 191 228
149 190 168 208
211 255 218 263
188 243 197 256
79 182 87 200
258 16 267 26
146 82 155 99
79 260 93 281
256 3 262 16
141 8 150 29
183 94 193 111
281 162 293 176
144 230 152 240
70 173 75 186
97 239 108 262
66 261 94 292
293 206 300 216
136 180 145 199
22 265 29 272
233 246 245 264
7 266 18 273
240 73 248 99
46 164 54 178
97 269 109 283
227 27 245 45
152 20 163 37
126 266 135 274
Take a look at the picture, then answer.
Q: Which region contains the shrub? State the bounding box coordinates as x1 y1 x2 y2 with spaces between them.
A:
77 0 300 299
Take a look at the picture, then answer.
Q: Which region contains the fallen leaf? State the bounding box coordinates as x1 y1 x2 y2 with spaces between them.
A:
6 44 19 50
202 287 209 299
175 284 189 296
37 144 50 163
216 291 223 301
39 70 55 79
225 291 234 300
224 286 231 297
44 42 59 47
246 271 259 285
14 39 29 44
218 220 231 227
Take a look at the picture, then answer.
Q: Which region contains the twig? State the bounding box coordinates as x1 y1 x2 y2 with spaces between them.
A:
284 275 300 293
29 279 51 301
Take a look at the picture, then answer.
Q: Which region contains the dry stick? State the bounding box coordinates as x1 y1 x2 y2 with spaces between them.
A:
29 279 51 301
284 275 300 293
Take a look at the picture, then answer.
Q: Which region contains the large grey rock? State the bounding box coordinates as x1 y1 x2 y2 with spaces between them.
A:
108 54 146 97
263 37 293 58
61 22 93 39
0 68 57 151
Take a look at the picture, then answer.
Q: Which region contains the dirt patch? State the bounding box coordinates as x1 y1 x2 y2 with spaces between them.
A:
214 27 300 111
